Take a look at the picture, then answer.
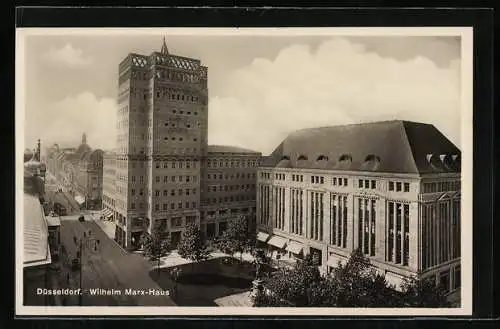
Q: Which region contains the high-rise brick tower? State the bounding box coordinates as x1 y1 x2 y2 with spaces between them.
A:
114 37 208 248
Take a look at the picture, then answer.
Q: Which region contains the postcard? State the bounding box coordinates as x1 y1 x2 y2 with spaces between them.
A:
16 27 473 316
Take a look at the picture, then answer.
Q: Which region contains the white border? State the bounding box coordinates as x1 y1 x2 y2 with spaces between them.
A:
15 27 473 317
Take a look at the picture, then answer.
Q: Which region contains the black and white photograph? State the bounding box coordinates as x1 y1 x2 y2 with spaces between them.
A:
16 27 473 316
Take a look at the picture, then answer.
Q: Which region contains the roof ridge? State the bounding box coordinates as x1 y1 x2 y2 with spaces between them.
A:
291 119 435 135
399 121 420 174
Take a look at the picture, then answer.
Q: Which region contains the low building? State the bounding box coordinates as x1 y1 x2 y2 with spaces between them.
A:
23 155 53 305
200 145 261 238
256 120 461 301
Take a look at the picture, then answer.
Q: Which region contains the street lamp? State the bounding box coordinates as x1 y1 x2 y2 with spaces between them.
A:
73 229 101 305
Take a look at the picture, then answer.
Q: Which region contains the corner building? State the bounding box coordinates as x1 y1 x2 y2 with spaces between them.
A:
257 120 461 299
107 40 260 250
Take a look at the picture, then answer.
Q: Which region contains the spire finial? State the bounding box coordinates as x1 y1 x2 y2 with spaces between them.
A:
82 132 87 145
161 36 169 54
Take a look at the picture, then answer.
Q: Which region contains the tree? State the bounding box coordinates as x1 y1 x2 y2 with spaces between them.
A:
260 253 322 307
177 223 209 264
254 248 453 308
216 215 254 262
399 276 450 307
141 231 171 276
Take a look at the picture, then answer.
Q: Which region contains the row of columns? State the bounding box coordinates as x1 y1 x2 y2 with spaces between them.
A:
257 184 420 270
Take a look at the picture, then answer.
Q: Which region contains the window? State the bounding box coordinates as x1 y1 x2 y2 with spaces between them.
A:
178 202 182 209
155 204 159 211
139 189 144 196
344 178 348 186
155 190 160 197
396 182 402 192
171 203 175 209
163 203 168 210
331 194 348 248
163 190 168 196
454 267 461 289
131 189 136 196
371 180 376 189
359 179 363 188
358 198 376 256
171 176 176 182
389 181 394 191
439 270 450 293
404 182 410 192
131 203 136 209
387 202 410 266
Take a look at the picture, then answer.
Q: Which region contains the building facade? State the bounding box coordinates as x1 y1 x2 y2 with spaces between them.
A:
256 120 461 299
102 39 260 250
200 145 260 238
102 151 117 220
46 134 104 209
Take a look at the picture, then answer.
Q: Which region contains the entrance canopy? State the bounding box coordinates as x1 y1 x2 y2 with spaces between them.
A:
267 235 287 249
256 231 269 242
285 241 303 255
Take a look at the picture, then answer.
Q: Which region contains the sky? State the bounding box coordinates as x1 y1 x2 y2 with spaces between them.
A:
21 31 462 155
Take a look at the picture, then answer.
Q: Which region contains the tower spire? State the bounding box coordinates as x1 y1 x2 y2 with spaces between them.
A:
160 36 169 54
82 132 87 145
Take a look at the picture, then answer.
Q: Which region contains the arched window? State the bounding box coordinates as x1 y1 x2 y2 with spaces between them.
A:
317 155 328 161
280 155 290 161
297 155 308 161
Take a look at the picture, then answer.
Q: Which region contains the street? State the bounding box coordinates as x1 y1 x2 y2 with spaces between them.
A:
44 173 81 214
43 172 175 306
57 216 176 306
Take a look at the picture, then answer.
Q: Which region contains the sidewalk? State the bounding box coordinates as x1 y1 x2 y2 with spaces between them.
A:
157 251 256 269
214 291 253 307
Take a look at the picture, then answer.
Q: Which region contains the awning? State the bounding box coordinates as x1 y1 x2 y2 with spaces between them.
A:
285 241 303 255
102 208 113 217
327 254 348 268
75 195 85 205
267 235 287 249
257 232 269 242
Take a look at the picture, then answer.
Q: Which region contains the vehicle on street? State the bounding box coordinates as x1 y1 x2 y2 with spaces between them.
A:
78 215 85 222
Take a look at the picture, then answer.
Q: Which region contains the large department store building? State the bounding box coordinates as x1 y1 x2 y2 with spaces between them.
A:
102 39 260 250
256 120 461 299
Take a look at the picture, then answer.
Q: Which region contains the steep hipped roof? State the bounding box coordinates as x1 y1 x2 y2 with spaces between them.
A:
208 145 261 155
261 120 461 175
